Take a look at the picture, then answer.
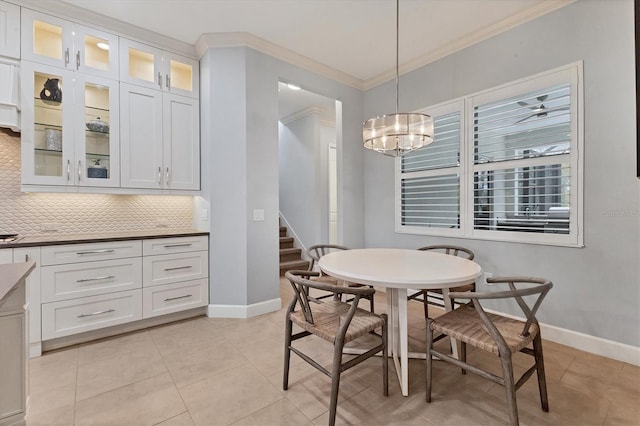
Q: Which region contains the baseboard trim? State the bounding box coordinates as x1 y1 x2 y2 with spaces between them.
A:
207 297 282 319
539 322 640 366
485 308 640 366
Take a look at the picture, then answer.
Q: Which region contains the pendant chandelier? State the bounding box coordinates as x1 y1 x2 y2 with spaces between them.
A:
363 0 434 157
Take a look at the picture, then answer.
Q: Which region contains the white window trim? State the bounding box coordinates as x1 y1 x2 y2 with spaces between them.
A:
396 61 584 247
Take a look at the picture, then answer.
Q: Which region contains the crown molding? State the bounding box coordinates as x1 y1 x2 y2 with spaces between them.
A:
362 0 577 90
196 32 365 90
279 106 324 125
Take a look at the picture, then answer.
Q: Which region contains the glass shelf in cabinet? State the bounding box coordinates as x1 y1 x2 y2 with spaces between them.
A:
86 152 110 158
34 148 63 155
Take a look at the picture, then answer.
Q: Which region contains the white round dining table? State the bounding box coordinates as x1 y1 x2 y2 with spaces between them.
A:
319 248 482 396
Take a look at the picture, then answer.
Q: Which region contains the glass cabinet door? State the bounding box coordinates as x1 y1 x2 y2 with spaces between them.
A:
75 24 119 80
21 10 118 79
21 62 74 186
21 9 73 69
75 75 120 187
164 51 199 98
119 38 163 90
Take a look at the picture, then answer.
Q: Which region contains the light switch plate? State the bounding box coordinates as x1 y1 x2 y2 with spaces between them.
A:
253 209 265 221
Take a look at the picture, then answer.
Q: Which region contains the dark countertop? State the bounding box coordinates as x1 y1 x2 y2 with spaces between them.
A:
0 261 36 303
0 229 209 249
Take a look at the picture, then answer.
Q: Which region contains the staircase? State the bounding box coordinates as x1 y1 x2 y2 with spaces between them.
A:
279 226 309 276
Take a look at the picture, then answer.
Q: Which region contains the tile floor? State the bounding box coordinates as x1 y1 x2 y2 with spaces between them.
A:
27 279 640 425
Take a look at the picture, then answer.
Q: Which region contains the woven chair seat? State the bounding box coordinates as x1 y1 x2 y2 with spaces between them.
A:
426 282 475 295
310 275 366 288
431 304 540 355
289 299 384 344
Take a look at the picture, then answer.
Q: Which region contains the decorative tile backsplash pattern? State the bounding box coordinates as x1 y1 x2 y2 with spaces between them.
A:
0 129 194 237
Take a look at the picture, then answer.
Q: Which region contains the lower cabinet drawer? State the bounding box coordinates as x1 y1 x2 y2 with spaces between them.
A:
143 251 208 287
142 279 208 319
41 258 142 303
41 290 142 340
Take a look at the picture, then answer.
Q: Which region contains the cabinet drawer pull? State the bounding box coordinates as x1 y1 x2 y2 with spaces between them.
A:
76 51 81 70
164 294 192 302
76 249 115 255
65 48 70 66
163 265 193 272
163 243 192 248
77 308 115 318
76 275 115 283
158 72 163 88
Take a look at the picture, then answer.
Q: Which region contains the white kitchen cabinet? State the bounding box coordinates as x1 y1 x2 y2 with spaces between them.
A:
142 278 208 319
41 257 142 302
0 276 26 426
120 83 200 191
13 247 42 358
40 240 143 340
21 8 118 80
120 38 199 99
21 61 120 188
0 0 20 59
41 240 142 266
141 235 209 319
0 249 11 264
41 289 142 340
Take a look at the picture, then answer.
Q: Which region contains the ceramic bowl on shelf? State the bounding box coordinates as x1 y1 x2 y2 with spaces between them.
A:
86 117 109 133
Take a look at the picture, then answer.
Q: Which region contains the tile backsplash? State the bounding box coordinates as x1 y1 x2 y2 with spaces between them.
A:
0 129 194 236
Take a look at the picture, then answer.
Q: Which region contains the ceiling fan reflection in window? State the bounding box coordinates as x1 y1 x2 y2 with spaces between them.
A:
515 95 570 124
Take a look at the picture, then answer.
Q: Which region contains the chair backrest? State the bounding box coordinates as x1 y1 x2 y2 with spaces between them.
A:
306 244 350 271
417 244 475 260
285 270 374 325
448 276 553 340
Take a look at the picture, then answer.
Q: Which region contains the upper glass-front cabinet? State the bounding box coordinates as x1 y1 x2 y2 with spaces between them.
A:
21 9 119 79
120 38 199 98
21 61 120 188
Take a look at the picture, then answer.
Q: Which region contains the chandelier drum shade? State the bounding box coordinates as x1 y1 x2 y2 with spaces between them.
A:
363 113 434 156
363 0 434 157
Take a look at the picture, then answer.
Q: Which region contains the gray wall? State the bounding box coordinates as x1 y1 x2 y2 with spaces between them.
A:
363 0 640 346
200 46 364 307
279 114 322 248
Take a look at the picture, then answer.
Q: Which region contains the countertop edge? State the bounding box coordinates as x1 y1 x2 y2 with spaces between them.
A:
0 261 36 303
1 230 209 249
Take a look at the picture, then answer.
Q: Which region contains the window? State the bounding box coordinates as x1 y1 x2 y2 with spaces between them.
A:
396 63 583 246
398 101 464 236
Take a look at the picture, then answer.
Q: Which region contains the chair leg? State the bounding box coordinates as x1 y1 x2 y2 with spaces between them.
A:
533 333 549 412
499 352 519 426
381 314 388 396
425 320 433 402
329 343 344 426
283 318 293 391
460 341 467 375
422 291 429 319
